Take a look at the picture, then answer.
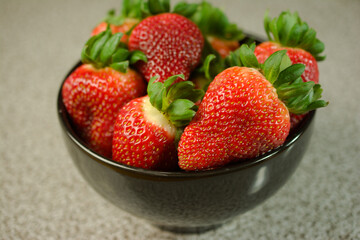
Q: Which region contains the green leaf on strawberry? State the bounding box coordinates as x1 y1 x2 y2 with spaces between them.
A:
99 32 124 63
109 61 129 73
129 50 148 64
264 10 325 61
274 63 305 88
81 27 147 72
122 0 148 19
179 1 244 41
237 43 260 69
111 48 130 62
167 99 199 127
148 0 170 14
172 2 198 18
174 1 244 61
97 0 171 25
262 49 288 84
148 74 204 127
101 0 145 26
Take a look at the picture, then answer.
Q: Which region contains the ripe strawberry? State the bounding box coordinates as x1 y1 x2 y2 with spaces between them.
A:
128 13 204 83
255 41 320 84
62 29 147 157
254 11 325 84
254 11 326 128
178 45 328 171
207 36 240 58
112 74 204 170
290 113 306 129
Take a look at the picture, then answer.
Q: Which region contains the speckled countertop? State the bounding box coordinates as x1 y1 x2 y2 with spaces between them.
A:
1 0 359 239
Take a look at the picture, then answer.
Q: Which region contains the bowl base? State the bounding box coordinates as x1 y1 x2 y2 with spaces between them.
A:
155 223 223 234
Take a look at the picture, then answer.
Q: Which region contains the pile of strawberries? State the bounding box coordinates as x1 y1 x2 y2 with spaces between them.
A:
62 0 328 171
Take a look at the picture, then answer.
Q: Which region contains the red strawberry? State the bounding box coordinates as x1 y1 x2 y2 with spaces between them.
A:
290 113 306 129
128 13 204 83
62 29 146 157
112 95 178 170
254 11 326 128
255 41 319 84
178 45 328 171
112 74 204 170
207 36 240 58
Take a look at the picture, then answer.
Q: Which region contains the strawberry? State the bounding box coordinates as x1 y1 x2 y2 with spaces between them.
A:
128 12 204 83
90 0 144 42
254 11 325 84
255 42 320 84
178 44 328 171
112 95 178 170
112 74 204 170
207 36 240 58
62 29 147 157
290 113 306 129
253 11 326 128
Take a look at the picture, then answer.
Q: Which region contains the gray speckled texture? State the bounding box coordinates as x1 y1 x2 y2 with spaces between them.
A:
1 0 359 239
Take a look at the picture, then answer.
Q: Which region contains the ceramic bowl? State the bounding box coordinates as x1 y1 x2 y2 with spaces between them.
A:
57 36 316 233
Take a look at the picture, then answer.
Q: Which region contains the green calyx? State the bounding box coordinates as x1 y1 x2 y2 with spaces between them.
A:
110 1 243 39
81 27 147 72
202 44 328 114
144 0 244 42
146 0 170 15
174 1 244 41
147 74 204 128
125 0 171 18
264 10 325 61
97 0 170 33
101 0 147 26
121 0 148 19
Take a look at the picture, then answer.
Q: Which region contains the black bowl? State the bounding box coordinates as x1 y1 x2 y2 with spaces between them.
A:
57 40 316 234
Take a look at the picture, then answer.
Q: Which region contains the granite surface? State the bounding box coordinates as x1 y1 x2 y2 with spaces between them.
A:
1 0 359 239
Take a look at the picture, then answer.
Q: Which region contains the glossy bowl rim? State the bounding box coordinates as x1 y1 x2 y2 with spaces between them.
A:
57 61 315 179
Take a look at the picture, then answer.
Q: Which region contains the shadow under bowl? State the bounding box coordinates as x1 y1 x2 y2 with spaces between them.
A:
57 46 316 234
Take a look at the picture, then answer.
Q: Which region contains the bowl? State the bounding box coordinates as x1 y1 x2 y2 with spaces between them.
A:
57 38 316 234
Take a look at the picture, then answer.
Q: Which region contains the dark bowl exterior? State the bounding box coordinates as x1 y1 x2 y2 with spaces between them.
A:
57 76 315 233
